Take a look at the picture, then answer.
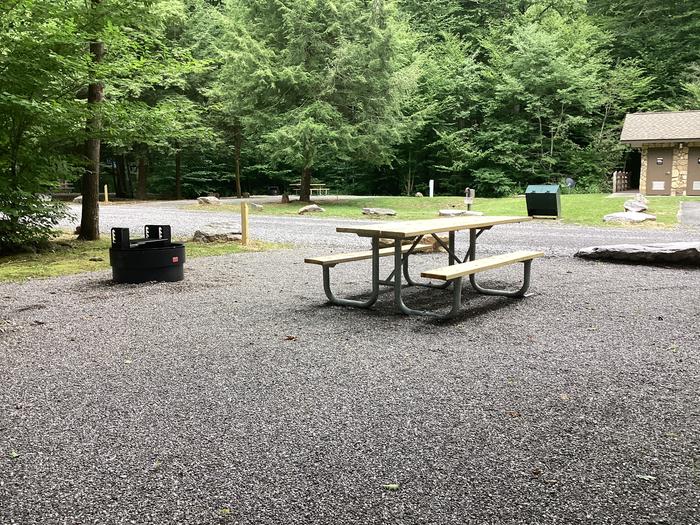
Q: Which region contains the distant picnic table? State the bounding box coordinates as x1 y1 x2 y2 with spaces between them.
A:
290 182 329 196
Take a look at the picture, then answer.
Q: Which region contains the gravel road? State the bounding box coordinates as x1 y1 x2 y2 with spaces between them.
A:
62 199 699 255
2 202 699 524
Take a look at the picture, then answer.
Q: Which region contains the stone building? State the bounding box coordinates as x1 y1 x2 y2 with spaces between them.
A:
620 110 700 196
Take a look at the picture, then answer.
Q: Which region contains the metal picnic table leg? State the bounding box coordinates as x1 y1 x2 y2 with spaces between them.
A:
401 231 455 290
467 228 533 297
322 237 380 308
393 237 462 318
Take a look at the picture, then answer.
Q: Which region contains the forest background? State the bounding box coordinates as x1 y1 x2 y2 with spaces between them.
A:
2 0 700 244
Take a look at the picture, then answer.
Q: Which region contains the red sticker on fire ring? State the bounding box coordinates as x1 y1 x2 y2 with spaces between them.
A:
172 257 179 263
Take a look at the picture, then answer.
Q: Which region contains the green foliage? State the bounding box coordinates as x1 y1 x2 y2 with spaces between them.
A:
0 191 71 253
213 0 421 190
589 0 700 104
1 0 696 220
470 168 518 197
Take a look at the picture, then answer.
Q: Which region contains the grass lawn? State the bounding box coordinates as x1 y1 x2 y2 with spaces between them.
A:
192 194 700 227
0 236 278 283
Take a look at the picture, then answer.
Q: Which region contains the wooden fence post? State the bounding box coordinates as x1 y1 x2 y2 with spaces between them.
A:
104 184 109 203
241 202 249 246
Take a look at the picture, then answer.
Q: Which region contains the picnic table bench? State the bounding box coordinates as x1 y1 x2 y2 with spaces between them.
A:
305 216 543 319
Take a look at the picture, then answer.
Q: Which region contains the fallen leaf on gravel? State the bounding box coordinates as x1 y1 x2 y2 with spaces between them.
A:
560 393 570 401
382 483 400 491
124 359 133 364
32 320 46 325
635 474 656 481
531 468 542 477
218 507 231 515
507 411 521 418
9 450 19 459
284 335 297 341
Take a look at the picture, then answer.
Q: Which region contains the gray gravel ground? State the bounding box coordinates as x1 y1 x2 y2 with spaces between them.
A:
680 201 700 227
3 209 700 524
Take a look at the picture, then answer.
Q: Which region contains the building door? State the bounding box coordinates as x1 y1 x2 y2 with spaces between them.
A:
687 147 700 196
646 148 672 195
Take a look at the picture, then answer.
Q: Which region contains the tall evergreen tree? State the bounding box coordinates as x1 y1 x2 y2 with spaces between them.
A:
216 0 420 201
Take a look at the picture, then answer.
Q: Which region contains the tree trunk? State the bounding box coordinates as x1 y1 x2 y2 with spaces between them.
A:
137 156 147 200
300 167 312 202
175 149 182 199
115 154 129 198
234 124 242 198
79 21 104 241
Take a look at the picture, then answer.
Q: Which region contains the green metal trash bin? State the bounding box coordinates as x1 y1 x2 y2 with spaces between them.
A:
525 184 561 218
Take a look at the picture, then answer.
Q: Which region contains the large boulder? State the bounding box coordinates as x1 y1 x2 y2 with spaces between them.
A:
438 209 484 217
192 222 241 243
298 204 325 214
73 195 82 203
575 242 700 265
362 207 396 216
415 192 424 197
603 211 656 223
197 196 221 205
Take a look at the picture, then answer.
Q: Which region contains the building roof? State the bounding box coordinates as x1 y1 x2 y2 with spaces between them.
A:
620 110 700 144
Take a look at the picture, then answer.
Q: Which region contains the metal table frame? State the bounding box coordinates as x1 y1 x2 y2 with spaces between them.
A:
323 220 534 318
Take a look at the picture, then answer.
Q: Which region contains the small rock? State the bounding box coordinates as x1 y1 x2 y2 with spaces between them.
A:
603 211 656 223
197 196 221 205
242 192 250 199
362 207 396 216
438 209 484 217
249 203 263 210
193 231 240 243
635 193 649 205
73 195 82 203
281 193 290 204
623 200 648 213
298 204 325 214
415 192 423 197
193 222 241 242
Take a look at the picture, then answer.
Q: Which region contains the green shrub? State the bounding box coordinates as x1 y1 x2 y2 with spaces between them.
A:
0 190 71 254
471 168 518 197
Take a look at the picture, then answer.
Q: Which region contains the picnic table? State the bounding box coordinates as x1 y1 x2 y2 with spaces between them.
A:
290 182 330 195
306 216 543 318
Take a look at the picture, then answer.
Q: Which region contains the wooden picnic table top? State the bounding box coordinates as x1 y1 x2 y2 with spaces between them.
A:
336 215 532 239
